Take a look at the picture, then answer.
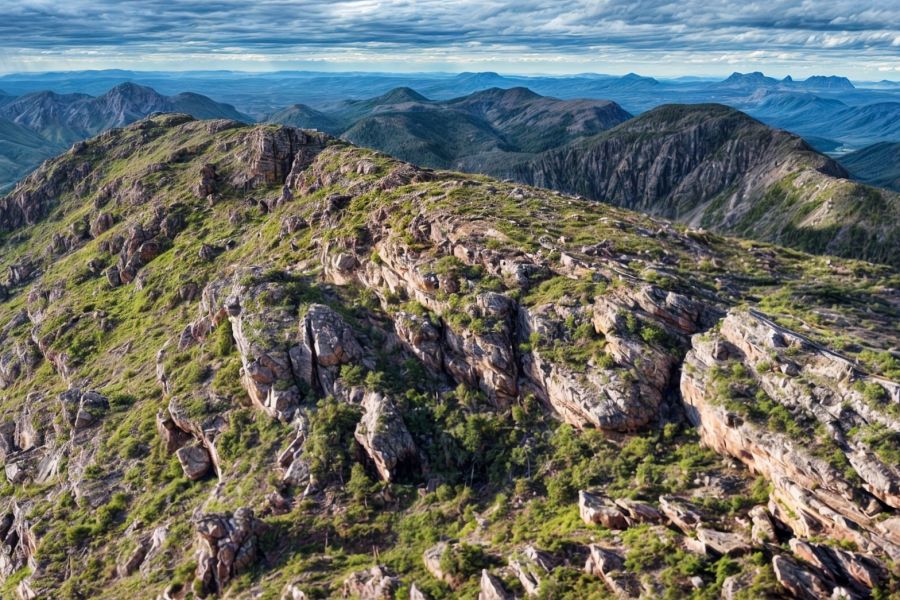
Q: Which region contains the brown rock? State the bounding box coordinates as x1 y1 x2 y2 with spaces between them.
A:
175 445 211 480
195 508 265 596
772 555 833 600
584 545 640 598
579 491 629 529
614 498 663 524
749 505 777 545
658 495 702 532
695 527 751 556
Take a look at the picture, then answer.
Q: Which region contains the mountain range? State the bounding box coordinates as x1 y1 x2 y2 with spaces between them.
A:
0 82 248 192
839 142 900 192
0 113 897 599
262 88 898 266
1 80 896 268
1 69 897 150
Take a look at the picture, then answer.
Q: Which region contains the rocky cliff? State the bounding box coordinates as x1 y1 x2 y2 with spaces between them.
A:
499 104 900 267
0 114 897 599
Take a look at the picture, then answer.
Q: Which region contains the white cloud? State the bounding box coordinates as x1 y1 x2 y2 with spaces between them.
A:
0 0 896 77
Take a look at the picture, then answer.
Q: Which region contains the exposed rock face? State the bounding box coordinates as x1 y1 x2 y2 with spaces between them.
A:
422 542 454 586
156 409 193 453
788 538 888 594
354 390 418 482
478 569 512 600
772 555 834 600
341 565 399 599
58 388 109 431
584 545 640 598
695 527 751 556
195 163 218 198
682 309 900 560
194 509 265 597
0 112 897 599
579 490 628 529
658 495 703 533
749 505 778 545
233 127 330 190
175 445 212 480
190 270 370 421
509 546 555 596
0 502 37 585
117 536 150 578
497 103 898 266
614 498 662 525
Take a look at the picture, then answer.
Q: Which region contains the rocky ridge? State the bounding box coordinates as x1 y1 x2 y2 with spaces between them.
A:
0 115 896 598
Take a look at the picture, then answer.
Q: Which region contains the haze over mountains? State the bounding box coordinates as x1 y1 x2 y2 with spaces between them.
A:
840 142 900 192
1 69 897 151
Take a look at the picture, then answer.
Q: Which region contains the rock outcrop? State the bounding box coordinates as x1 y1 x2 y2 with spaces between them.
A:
194 509 265 597
509 546 555 596
354 390 418 482
579 490 628 529
340 565 398 600
682 309 900 561
584 545 640 598
478 569 512 600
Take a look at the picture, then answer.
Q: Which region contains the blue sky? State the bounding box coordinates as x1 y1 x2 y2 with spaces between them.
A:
0 0 897 79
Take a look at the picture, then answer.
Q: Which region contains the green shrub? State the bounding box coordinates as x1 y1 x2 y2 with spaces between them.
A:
439 543 493 580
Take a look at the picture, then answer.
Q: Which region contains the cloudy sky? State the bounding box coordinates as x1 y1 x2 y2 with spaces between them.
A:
0 0 897 79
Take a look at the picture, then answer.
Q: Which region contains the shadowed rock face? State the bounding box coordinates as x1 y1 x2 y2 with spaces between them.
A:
0 114 896 598
497 105 899 267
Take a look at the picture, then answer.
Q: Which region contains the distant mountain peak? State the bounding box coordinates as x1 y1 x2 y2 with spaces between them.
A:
800 75 855 90
468 86 540 101
722 71 779 87
373 87 430 105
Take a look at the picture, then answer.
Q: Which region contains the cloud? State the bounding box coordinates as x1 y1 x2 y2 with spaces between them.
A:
0 0 896 77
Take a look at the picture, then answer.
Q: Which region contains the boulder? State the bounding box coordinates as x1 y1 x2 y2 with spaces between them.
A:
59 388 109 431
340 565 399 599
695 527 751 556
194 508 265 597
658 495 702 532
423 542 454 586
281 583 308 600
117 537 149 578
614 498 662 524
509 546 555 596
354 391 418 482
156 411 192 454
584 545 640 598
478 570 512 600
579 491 628 529
772 555 833 600
195 163 218 198
175 445 212 480
749 505 777 545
